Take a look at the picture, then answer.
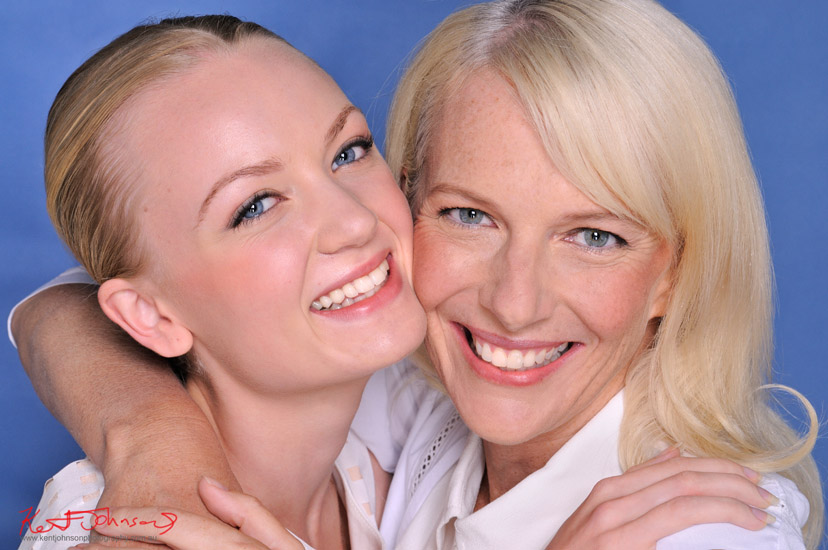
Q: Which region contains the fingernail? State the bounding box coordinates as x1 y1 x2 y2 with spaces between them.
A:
202 476 228 490
651 446 680 464
752 507 776 525
758 486 780 507
743 466 761 483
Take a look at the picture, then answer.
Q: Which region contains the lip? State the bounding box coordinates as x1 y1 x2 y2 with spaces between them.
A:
452 322 577 386
314 250 391 300
311 253 402 320
465 326 568 351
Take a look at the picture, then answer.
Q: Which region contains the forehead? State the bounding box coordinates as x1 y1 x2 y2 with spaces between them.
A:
106 38 348 192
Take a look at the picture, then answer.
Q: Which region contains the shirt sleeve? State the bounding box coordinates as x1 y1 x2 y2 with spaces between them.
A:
657 473 809 550
18 458 104 550
7 267 95 349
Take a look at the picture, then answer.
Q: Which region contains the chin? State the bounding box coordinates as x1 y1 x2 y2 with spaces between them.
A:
453 397 546 446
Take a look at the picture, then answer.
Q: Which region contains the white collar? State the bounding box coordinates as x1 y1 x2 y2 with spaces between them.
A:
437 391 625 549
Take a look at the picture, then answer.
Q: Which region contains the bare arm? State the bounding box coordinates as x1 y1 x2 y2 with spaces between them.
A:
12 283 239 515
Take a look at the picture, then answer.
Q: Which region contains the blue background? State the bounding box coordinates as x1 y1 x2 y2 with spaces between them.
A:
1 1 825 548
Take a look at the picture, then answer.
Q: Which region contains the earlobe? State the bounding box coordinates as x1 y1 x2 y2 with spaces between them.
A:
648 262 674 321
98 278 193 358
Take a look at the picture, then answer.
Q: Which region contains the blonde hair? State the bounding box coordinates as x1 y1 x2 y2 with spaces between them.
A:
45 15 287 283
386 0 823 545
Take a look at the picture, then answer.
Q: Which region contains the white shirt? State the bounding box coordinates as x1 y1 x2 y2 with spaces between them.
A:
395 391 810 550
18 431 383 550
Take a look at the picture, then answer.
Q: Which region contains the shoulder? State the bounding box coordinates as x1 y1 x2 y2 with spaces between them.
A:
657 473 809 550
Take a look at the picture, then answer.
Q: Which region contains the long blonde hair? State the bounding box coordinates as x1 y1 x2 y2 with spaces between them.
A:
386 0 823 545
45 16 287 283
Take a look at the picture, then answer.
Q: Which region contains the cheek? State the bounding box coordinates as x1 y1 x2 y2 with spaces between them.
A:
571 266 662 343
412 225 472 313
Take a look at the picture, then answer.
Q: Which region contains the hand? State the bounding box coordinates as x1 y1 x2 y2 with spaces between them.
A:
546 447 776 550
70 478 303 550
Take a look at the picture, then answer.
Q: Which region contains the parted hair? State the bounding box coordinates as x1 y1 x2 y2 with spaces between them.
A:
385 0 823 546
45 15 286 283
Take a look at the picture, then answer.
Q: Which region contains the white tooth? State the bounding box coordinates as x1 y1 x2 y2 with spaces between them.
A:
330 303 341 311
354 275 374 293
319 295 333 308
506 350 523 370
535 349 546 365
369 266 386 285
365 287 377 298
343 283 358 298
330 289 345 304
380 259 389 272
523 350 536 368
545 349 555 361
491 347 507 368
342 298 354 307
311 301 323 310
557 342 570 353
482 342 493 362
474 339 483 356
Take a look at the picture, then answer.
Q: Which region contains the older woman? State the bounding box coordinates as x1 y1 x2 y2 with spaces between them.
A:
13 1 820 550
383 0 822 548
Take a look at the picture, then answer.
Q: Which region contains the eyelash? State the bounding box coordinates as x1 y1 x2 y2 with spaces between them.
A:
438 207 495 228
230 190 281 229
569 228 628 250
332 135 374 170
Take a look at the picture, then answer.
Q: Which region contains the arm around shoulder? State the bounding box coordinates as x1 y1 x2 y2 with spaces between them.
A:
12 279 239 516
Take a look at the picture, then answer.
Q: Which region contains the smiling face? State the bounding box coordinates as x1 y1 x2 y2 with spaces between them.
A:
111 38 425 393
413 70 673 446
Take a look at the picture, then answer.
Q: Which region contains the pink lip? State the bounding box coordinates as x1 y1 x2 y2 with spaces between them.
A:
452 323 577 387
314 250 391 299
464 325 568 351
311 253 402 320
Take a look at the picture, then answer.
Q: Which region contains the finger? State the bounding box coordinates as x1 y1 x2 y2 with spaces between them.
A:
625 446 679 472
93 506 267 550
611 495 772 546
199 477 304 550
588 469 777 534
589 456 763 506
87 528 170 549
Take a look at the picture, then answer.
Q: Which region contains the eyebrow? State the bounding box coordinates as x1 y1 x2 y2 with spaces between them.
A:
197 158 284 224
426 183 501 212
326 104 361 145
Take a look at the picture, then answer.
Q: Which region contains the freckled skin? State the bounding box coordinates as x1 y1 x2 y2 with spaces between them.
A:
413 70 673 455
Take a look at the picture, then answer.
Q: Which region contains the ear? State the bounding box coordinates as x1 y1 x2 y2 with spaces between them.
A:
648 255 674 321
98 278 193 358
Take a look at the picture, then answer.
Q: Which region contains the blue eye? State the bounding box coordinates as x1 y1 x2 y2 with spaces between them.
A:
332 136 373 170
231 192 280 228
441 207 495 227
575 228 625 248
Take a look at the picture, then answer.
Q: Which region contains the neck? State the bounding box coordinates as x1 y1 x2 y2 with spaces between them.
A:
476 380 624 509
186 361 366 548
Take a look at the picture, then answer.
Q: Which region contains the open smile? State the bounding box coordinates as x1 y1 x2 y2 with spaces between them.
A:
463 327 573 371
312 257 390 312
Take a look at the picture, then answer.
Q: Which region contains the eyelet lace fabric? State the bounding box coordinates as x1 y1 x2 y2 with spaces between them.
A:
410 411 462 497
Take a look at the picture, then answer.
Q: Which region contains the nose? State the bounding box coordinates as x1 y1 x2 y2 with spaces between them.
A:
311 177 378 255
481 234 553 332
